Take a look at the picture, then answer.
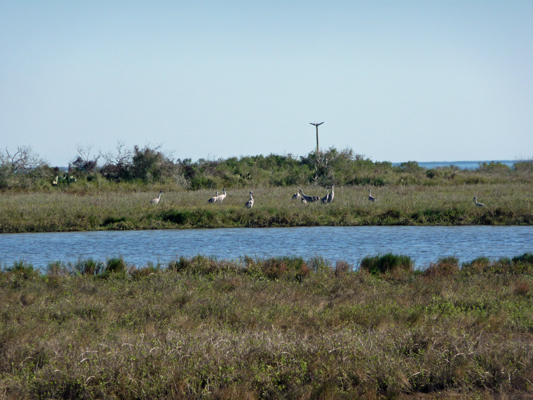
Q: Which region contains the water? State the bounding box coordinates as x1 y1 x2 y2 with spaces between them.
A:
1 226 532 271
394 160 519 170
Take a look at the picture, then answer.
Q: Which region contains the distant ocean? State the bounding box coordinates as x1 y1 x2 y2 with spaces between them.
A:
393 160 521 170
59 160 526 172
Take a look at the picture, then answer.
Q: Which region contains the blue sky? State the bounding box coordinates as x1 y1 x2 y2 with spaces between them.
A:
1 0 532 167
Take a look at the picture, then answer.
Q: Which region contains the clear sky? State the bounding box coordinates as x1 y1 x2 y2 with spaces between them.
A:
1 0 532 167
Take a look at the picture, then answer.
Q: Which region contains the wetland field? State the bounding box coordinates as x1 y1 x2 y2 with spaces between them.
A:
1 146 532 232
1 183 532 233
2 254 533 399
2 148 533 399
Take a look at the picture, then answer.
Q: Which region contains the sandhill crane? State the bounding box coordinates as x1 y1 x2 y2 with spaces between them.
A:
473 196 485 207
217 188 227 202
245 191 254 209
208 191 219 203
151 190 163 204
321 188 330 203
328 184 335 203
292 192 301 200
299 189 320 203
368 189 375 202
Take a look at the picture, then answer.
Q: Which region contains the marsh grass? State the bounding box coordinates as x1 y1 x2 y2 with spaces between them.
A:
360 253 413 275
1 183 532 232
2 254 533 399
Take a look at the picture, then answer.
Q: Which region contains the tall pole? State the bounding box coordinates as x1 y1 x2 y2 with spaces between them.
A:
310 122 324 157
310 122 324 180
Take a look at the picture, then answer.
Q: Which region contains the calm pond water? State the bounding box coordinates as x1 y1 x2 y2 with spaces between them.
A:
1 226 532 271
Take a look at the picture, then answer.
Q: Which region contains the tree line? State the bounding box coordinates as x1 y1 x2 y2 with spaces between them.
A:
1 144 532 191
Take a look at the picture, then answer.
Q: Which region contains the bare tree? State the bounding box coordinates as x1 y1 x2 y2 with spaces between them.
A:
100 142 133 167
0 146 46 173
69 145 100 174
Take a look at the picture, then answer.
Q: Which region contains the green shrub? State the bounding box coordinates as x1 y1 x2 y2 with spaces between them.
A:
461 256 491 273
5 260 39 280
360 253 412 275
98 257 128 278
73 259 106 276
512 253 533 265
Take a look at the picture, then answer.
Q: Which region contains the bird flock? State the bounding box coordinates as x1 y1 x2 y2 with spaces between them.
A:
148 186 487 209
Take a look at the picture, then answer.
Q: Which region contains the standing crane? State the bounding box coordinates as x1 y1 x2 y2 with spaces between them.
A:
151 191 163 204
208 191 219 203
299 189 320 203
327 184 335 203
321 188 330 203
217 188 227 202
473 197 485 207
245 191 254 209
368 189 376 202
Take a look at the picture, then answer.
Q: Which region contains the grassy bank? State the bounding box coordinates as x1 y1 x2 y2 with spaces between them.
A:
2 254 533 399
1 183 532 233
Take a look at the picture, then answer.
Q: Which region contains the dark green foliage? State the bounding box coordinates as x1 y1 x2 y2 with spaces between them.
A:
189 176 216 190
99 257 127 278
512 253 533 265
2 144 533 191
73 259 106 276
360 253 413 275
69 155 99 174
460 254 533 275
101 216 126 226
478 161 511 172
4 260 39 280
161 210 192 224
514 160 533 172
398 161 423 173
100 144 179 183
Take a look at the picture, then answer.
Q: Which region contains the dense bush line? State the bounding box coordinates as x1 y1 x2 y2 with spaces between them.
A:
2 253 533 399
1 145 532 191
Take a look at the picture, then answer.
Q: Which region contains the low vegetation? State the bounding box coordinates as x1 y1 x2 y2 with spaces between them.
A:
2 253 533 399
0 182 531 232
1 145 532 231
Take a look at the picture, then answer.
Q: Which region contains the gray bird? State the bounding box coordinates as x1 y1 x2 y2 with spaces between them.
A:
321 188 330 204
299 189 320 203
245 191 254 209
368 189 375 202
327 184 335 203
208 191 219 203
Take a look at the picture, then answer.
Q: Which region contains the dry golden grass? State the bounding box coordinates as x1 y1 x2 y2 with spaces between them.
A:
1 256 533 399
